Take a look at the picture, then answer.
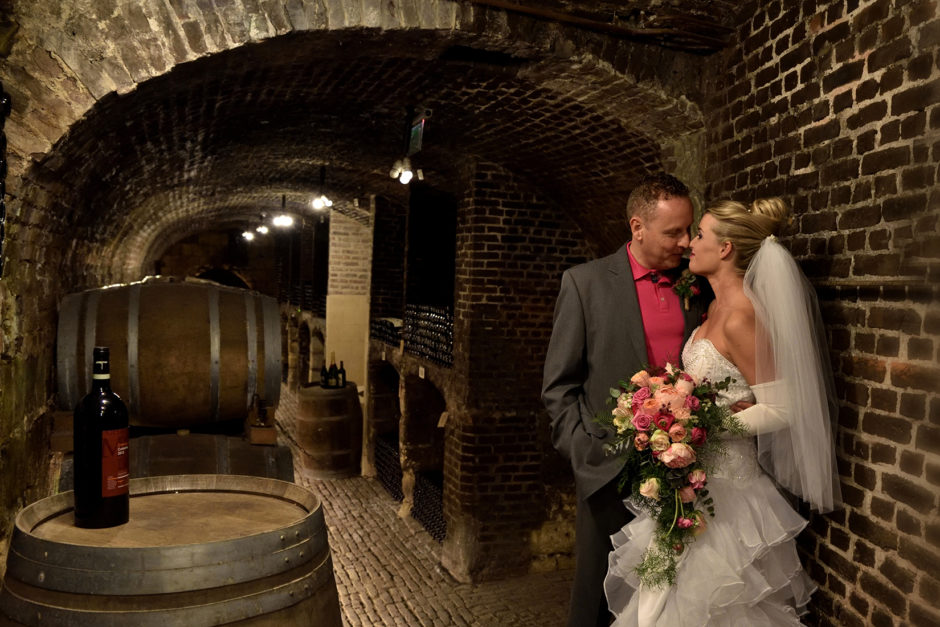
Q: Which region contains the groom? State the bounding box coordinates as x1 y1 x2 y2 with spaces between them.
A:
542 173 709 626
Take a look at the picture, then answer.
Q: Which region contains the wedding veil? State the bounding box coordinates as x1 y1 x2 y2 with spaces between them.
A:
744 237 842 513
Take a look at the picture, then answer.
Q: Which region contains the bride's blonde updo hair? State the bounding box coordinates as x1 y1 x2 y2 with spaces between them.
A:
705 197 792 273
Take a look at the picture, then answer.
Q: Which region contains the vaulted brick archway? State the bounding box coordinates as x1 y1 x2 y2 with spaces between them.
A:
2 0 935 622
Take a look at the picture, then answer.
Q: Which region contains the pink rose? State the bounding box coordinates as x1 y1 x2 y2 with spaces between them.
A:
676 517 694 529
634 433 650 451
649 430 671 452
688 469 707 490
675 377 695 396
630 370 651 387
668 423 687 442
654 385 686 412
631 387 652 413
678 486 696 503
690 427 707 447
639 477 661 500
659 443 697 468
631 413 653 432
672 407 692 425
685 395 700 411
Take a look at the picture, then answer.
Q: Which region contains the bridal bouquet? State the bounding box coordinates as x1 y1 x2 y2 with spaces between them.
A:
597 363 746 587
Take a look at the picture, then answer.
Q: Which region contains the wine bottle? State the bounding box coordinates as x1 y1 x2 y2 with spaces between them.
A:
338 360 346 387
327 352 339 388
320 360 329 387
73 346 130 528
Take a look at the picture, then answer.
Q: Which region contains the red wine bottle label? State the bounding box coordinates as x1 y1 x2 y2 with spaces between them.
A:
101 428 130 497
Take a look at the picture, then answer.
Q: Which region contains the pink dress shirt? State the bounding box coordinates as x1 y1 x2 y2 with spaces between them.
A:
626 243 686 368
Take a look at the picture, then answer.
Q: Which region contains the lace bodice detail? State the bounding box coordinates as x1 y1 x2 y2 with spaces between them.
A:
682 327 761 481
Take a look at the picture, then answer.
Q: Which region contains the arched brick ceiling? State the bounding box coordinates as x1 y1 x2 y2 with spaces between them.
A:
27 28 707 279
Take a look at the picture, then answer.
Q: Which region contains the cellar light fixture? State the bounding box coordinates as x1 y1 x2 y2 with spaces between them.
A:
311 194 333 210
272 214 294 228
389 157 413 184
242 231 255 241
255 225 269 234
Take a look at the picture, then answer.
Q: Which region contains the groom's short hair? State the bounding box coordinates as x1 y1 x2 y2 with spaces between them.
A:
626 173 690 223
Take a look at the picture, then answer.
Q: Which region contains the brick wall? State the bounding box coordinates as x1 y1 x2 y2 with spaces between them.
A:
702 1 939 625
441 160 592 580
328 210 373 297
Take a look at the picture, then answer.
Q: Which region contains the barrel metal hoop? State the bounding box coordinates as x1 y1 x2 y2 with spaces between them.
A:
6 477 326 595
0 552 335 626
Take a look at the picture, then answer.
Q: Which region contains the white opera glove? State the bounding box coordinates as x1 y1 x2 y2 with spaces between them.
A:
734 380 790 435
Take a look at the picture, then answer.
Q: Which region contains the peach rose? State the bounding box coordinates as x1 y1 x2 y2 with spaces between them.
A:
654 385 686 412
648 376 667 388
668 423 687 442
630 370 651 387
678 486 696 503
672 407 692 425
634 433 650 451
659 443 697 468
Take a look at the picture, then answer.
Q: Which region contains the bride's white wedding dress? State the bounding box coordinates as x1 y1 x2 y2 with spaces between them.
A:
604 328 815 626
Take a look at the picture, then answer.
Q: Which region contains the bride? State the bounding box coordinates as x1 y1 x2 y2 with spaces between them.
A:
604 198 842 625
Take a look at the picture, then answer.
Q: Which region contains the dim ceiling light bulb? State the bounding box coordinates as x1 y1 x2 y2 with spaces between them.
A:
255 225 269 234
273 214 294 227
242 231 255 241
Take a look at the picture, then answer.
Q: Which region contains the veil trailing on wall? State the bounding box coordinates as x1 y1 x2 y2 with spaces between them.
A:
744 237 842 513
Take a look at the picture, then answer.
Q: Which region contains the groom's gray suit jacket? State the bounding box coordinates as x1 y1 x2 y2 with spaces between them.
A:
542 245 708 499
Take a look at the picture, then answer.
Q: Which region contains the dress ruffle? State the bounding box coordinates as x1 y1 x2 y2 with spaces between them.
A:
605 474 814 626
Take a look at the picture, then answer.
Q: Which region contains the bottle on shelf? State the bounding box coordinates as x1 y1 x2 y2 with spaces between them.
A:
338 361 347 387
327 352 339 388
73 346 130 528
320 360 329 387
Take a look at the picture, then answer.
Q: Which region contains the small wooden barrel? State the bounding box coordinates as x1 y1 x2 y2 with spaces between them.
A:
56 277 281 428
296 384 363 479
0 475 342 627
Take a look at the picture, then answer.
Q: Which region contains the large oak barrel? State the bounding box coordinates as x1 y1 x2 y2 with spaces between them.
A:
296 384 363 479
0 475 342 626
56 277 281 428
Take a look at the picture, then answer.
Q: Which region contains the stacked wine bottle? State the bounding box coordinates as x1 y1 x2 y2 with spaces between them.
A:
370 317 402 346
402 304 453 367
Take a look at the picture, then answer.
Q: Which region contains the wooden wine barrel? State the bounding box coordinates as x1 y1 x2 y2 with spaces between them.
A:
0 475 343 627
296 384 363 479
56 278 281 428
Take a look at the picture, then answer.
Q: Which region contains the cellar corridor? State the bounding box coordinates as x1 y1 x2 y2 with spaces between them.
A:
275 387 572 626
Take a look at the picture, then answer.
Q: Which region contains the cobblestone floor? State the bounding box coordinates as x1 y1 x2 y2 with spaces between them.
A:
276 389 573 627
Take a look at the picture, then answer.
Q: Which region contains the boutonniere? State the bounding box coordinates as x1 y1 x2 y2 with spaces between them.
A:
673 269 701 310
